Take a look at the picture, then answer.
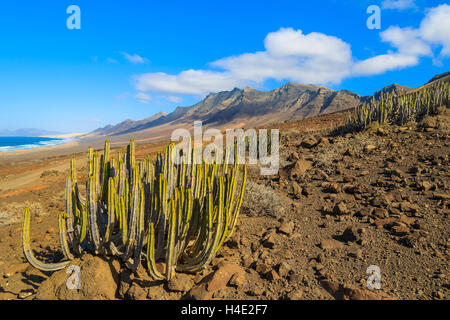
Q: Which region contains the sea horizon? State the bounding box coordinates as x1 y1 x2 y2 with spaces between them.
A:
0 136 68 152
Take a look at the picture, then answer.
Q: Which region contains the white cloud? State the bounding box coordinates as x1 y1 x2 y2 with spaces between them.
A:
264 29 351 64
167 96 182 103
135 70 241 95
212 28 352 85
382 0 416 10
132 92 182 105
120 52 149 64
351 25 432 75
135 92 151 104
362 3 450 72
354 4 450 74
380 26 431 56
135 28 353 96
133 5 450 97
353 53 418 76
419 4 450 57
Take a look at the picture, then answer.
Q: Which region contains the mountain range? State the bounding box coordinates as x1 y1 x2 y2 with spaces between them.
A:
87 72 448 141
91 83 365 137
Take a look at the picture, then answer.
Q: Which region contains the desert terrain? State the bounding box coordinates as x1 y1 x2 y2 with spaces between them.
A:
0 107 448 300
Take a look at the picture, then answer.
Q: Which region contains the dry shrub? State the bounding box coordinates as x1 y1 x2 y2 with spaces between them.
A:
0 202 44 227
241 180 288 217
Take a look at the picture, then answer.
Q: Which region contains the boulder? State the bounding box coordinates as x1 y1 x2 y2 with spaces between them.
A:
301 137 318 149
167 273 194 292
278 220 295 235
288 160 312 180
188 263 245 300
35 255 120 300
126 281 147 300
333 202 349 215
320 239 344 250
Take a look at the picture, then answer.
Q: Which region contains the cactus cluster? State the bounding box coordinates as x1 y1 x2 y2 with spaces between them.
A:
344 81 449 131
22 138 247 280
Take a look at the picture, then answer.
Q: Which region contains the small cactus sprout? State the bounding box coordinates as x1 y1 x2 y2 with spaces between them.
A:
22 138 247 281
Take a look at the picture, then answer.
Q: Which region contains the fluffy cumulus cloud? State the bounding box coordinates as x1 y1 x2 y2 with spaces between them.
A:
352 53 419 76
380 26 432 56
212 29 352 85
135 28 353 96
382 0 417 10
134 4 450 97
135 70 241 95
419 4 450 56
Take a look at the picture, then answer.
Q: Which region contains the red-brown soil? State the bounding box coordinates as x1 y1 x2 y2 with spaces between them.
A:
0 110 448 300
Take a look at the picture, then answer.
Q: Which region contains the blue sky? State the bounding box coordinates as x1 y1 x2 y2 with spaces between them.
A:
0 0 449 133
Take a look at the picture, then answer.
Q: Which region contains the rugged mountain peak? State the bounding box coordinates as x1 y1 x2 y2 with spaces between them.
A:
373 83 413 98
281 82 325 91
141 112 167 121
89 82 363 136
243 86 257 93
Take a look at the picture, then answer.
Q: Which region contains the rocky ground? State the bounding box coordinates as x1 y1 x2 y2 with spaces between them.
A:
0 110 448 300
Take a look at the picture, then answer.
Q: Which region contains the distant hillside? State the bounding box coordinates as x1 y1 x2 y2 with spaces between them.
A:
0 128 62 137
92 112 167 136
373 84 413 98
409 71 450 92
427 71 450 84
88 71 449 141
90 83 362 137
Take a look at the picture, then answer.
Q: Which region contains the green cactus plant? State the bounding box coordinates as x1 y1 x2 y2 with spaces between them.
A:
347 80 449 131
22 137 247 281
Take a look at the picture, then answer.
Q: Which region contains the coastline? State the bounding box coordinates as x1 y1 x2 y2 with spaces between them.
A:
0 133 89 161
0 140 85 164
0 138 70 153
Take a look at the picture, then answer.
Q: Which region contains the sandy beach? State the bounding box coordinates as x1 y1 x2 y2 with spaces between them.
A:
0 140 84 163
43 133 86 139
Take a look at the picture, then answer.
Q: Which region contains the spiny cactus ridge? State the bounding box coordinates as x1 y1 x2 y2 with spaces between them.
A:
344 81 449 131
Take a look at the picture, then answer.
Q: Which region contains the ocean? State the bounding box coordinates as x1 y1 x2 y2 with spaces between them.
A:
0 136 66 152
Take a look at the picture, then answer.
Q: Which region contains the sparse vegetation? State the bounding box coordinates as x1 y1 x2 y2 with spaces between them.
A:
40 170 59 178
341 81 449 132
241 181 288 217
1 202 43 227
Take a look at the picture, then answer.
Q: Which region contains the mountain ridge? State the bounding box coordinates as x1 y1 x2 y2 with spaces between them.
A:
91 83 362 137
89 72 449 138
